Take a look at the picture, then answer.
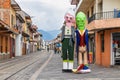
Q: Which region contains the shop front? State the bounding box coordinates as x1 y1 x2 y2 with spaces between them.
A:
0 20 18 60
94 28 120 67
111 32 120 65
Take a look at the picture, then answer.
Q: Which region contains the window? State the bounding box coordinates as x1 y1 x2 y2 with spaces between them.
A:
101 34 104 52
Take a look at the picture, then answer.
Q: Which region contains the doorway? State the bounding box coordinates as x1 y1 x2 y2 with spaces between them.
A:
112 33 120 65
10 38 15 58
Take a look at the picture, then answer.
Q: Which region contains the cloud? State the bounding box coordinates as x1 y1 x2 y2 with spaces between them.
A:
16 0 75 30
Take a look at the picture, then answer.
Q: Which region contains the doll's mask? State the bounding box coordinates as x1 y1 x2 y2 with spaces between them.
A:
64 13 75 27
76 12 86 30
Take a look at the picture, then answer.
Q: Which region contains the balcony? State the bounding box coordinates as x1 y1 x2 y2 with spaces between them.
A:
29 25 38 33
87 11 120 31
0 20 18 35
88 11 120 23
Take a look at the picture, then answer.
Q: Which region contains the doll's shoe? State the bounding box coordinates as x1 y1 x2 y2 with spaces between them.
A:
72 64 84 74
77 64 84 71
73 65 91 74
80 65 91 73
78 69 91 73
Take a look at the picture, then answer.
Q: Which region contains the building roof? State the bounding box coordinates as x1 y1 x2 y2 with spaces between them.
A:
11 0 21 11
17 10 31 20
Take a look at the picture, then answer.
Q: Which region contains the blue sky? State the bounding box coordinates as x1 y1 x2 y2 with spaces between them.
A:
16 0 75 31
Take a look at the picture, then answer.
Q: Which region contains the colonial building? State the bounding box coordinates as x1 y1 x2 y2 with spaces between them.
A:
0 0 42 60
32 25 39 52
21 11 31 55
0 0 21 60
71 0 120 67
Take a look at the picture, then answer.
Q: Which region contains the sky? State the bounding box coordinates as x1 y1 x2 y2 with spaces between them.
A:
16 0 76 31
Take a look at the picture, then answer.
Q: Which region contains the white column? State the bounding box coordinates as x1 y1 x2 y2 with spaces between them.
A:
15 34 22 56
95 0 98 19
111 33 114 65
95 0 98 13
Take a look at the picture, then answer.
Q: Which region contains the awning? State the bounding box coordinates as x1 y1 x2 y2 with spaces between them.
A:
0 20 19 35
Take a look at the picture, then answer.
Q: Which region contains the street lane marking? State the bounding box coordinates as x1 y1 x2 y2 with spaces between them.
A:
29 52 53 80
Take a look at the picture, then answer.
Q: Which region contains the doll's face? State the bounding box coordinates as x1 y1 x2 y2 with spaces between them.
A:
76 12 86 30
64 13 75 24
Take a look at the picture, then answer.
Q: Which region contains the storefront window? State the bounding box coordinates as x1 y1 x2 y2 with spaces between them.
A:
113 32 120 65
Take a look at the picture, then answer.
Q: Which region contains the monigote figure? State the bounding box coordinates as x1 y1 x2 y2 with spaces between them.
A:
72 12 91 73
61 11 75 72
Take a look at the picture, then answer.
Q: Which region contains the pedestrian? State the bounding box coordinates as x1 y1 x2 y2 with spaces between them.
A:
47 45 49 52
54 46 57 54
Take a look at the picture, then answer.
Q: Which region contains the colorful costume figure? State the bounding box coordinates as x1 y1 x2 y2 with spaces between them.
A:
72 12 91 73
61 11 75 72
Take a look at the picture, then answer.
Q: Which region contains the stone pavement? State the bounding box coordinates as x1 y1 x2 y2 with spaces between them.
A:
0 50 51 80
0 50 120 80
37 50 120 80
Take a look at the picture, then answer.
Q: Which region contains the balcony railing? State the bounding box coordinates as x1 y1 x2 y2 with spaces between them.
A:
88 11 120 23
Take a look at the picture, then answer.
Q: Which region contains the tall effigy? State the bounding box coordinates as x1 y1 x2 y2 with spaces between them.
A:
61 10 75 72
72 12 91 73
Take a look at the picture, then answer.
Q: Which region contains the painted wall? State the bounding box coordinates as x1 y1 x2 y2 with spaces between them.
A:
0 36 10 60
103 0 120 12
95 29 120 67
0 0 11 25
10 7 16 28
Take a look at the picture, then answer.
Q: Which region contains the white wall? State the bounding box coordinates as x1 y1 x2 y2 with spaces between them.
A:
103 0 120 12
15 34 22 56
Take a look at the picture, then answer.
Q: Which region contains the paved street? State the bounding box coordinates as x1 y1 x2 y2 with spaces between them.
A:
0 50 51 80
0 50 120 80
37 51 120 80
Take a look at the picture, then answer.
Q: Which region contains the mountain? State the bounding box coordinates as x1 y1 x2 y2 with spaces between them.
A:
38 29 61 41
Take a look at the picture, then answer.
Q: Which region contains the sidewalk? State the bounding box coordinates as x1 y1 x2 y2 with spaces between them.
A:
0 51 41 63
